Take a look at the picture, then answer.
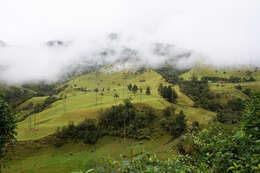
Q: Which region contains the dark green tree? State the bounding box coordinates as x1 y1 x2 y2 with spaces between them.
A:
127 83 132 92
159 84 177 103
114 93 119 102
158 83 163 95
0 99 16 172
146 86 151 95
132 85 138 95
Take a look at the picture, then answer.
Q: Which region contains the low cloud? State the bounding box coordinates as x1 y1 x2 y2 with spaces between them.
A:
0 0 259 83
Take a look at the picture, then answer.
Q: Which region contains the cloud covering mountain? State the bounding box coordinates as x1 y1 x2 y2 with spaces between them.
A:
0 0 259 83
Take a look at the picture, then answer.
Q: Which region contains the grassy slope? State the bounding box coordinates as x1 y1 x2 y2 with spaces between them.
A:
5 69 216 172
4 135 177 173
180 65 260 104
17 70 214 141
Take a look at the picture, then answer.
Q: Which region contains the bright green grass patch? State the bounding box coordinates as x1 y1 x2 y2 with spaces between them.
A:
209 81 260 104
17 96 48 110
180 65 260 81
4 135 176 173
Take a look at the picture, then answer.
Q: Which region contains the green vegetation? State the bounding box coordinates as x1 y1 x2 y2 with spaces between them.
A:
180 66 260 81
99 99 157 139
55 119 99 147
0 85 35 108
0 99 17 172
161 106 186 137
55 99 186 146
89 92 260 173
158 83 178 103
2 65 260 172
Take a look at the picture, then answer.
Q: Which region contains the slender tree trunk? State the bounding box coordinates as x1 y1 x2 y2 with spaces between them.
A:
34 114 36 128
172 88 173 103
96 92 97 106
124 118 126 144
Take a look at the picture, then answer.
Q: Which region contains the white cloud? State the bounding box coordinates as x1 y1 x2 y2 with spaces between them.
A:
0 0 259 83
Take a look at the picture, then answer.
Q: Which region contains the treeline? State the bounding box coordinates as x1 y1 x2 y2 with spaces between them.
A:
156 65 189 84
201 76 256 83
22 82 68 96
18 96 61 121
0 82 67 110
179 76 217 109
127 83 151 95
54 100 187 147
158 83 177 103
0 86 34 108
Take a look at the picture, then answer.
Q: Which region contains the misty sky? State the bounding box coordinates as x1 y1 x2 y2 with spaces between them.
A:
0 0 260 83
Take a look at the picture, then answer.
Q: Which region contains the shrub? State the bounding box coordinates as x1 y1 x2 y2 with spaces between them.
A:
55 119 100 147
161 107 186 137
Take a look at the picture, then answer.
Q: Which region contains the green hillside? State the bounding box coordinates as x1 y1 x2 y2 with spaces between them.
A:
0 68 220 172
6 66 260 172
16 69 215 141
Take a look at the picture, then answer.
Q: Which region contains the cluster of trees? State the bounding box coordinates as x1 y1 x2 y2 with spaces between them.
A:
55 99 188 148
55 99 157 147
160 106 186 137
178 76 227 112
156 65 188 84
99 99 156 139
158 83 177 103
127 83 138 94
216 98 245 123
55 119 99 147
127 83 151 95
